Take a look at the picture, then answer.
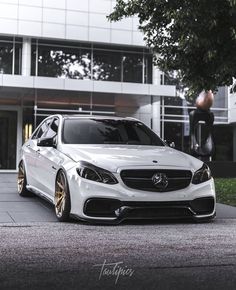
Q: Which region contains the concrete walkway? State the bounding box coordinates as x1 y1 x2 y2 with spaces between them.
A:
0 173 236 223
0 173 57 223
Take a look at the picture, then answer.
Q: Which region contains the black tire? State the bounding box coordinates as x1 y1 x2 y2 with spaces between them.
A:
17 161 33 197
55 170 71 222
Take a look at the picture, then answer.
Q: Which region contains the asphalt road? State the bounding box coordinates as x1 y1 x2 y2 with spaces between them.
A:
1 174 236 290
0 219 236 290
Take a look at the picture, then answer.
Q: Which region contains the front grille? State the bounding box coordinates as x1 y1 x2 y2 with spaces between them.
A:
120 169 192 192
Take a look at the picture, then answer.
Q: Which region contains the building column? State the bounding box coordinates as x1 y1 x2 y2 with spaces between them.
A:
21 38 31 76
151 95 161 135
153 66 162 86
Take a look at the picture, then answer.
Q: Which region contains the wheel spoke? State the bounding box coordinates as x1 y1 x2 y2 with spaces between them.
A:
56 196 65 215
56 195 64 208
56 181 64 190
17 164 25 193
55 172 67 218
61 198 65 212
18 179 23 185
60 175 66 189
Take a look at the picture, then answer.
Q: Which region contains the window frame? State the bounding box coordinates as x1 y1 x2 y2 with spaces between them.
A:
31 118 53 140
43 117 59 139
31 39 153 84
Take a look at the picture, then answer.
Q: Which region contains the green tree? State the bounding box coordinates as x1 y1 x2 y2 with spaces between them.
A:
108 0 236 96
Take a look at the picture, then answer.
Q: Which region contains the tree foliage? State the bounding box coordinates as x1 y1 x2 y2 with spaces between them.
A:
108 0 236 95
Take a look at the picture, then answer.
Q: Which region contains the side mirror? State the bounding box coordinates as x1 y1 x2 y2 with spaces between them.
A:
37 137 56 148
164 140 175 148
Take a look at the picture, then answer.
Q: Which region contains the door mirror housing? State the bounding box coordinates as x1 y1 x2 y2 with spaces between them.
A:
164 140 175 148
37 137 56 148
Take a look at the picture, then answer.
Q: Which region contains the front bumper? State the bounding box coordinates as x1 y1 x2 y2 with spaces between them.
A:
68 166 216 224
80 196 216 224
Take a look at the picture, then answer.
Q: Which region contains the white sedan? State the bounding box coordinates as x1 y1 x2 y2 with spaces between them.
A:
18 115 216 223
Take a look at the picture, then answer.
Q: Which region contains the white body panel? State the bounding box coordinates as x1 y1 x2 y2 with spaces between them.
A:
20 114 216 223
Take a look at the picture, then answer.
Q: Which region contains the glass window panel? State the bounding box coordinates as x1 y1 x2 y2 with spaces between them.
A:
14 43 22 75
37 46 91 79
212 125 233 161
123 53 143 83
144 54 153 84
163 121 190 152
31 44 36 76
93 50 121 81
0 41 13 74
63 119 164 146
30 39 153 83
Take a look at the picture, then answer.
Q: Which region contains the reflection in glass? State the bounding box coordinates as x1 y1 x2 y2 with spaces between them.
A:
0 38 22 75
163 96 190 153
212 125 233 161
31 44 36 76
93 50 121 81
0 42 13 74
144 55 153 84
123 53 143 83
63 119 164 146
31 41 153 84
38 46 91 79
164 122 185 151
14 43 22 75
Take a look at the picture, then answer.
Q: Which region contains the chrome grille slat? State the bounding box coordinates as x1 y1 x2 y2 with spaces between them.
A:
120 169 192 192
124 177 191 181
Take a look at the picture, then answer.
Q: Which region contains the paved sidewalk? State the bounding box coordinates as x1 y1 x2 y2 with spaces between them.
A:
0 173 57 223
0 173 236 223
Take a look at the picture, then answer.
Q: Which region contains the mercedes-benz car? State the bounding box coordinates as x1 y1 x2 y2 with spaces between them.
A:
17 115 216 223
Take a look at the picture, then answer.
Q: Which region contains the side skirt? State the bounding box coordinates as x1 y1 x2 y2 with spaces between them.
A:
26 185 54 204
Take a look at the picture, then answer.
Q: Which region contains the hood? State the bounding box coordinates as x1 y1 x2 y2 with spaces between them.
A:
59 144 203 172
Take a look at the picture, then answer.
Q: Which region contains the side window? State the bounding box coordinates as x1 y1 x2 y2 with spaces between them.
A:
44 118 59 138
31 119 51 139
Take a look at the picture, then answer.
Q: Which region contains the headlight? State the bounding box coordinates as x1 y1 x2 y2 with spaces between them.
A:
192 163 211 184
77 161 118 185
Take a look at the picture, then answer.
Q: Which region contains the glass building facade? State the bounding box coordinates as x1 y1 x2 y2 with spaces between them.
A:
160 95 233 161
31 40 153 84
0 35 233 168
0 37 22 75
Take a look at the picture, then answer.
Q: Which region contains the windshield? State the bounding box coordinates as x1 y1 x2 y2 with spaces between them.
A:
62 118 165 146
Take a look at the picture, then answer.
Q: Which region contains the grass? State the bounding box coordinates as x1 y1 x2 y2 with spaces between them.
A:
215 178 236 207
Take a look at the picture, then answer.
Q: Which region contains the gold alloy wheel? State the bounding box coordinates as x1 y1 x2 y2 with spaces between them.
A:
55 171 67 218
18 163 25 193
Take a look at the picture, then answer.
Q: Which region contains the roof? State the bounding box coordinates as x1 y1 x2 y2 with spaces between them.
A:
57 114 138 121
